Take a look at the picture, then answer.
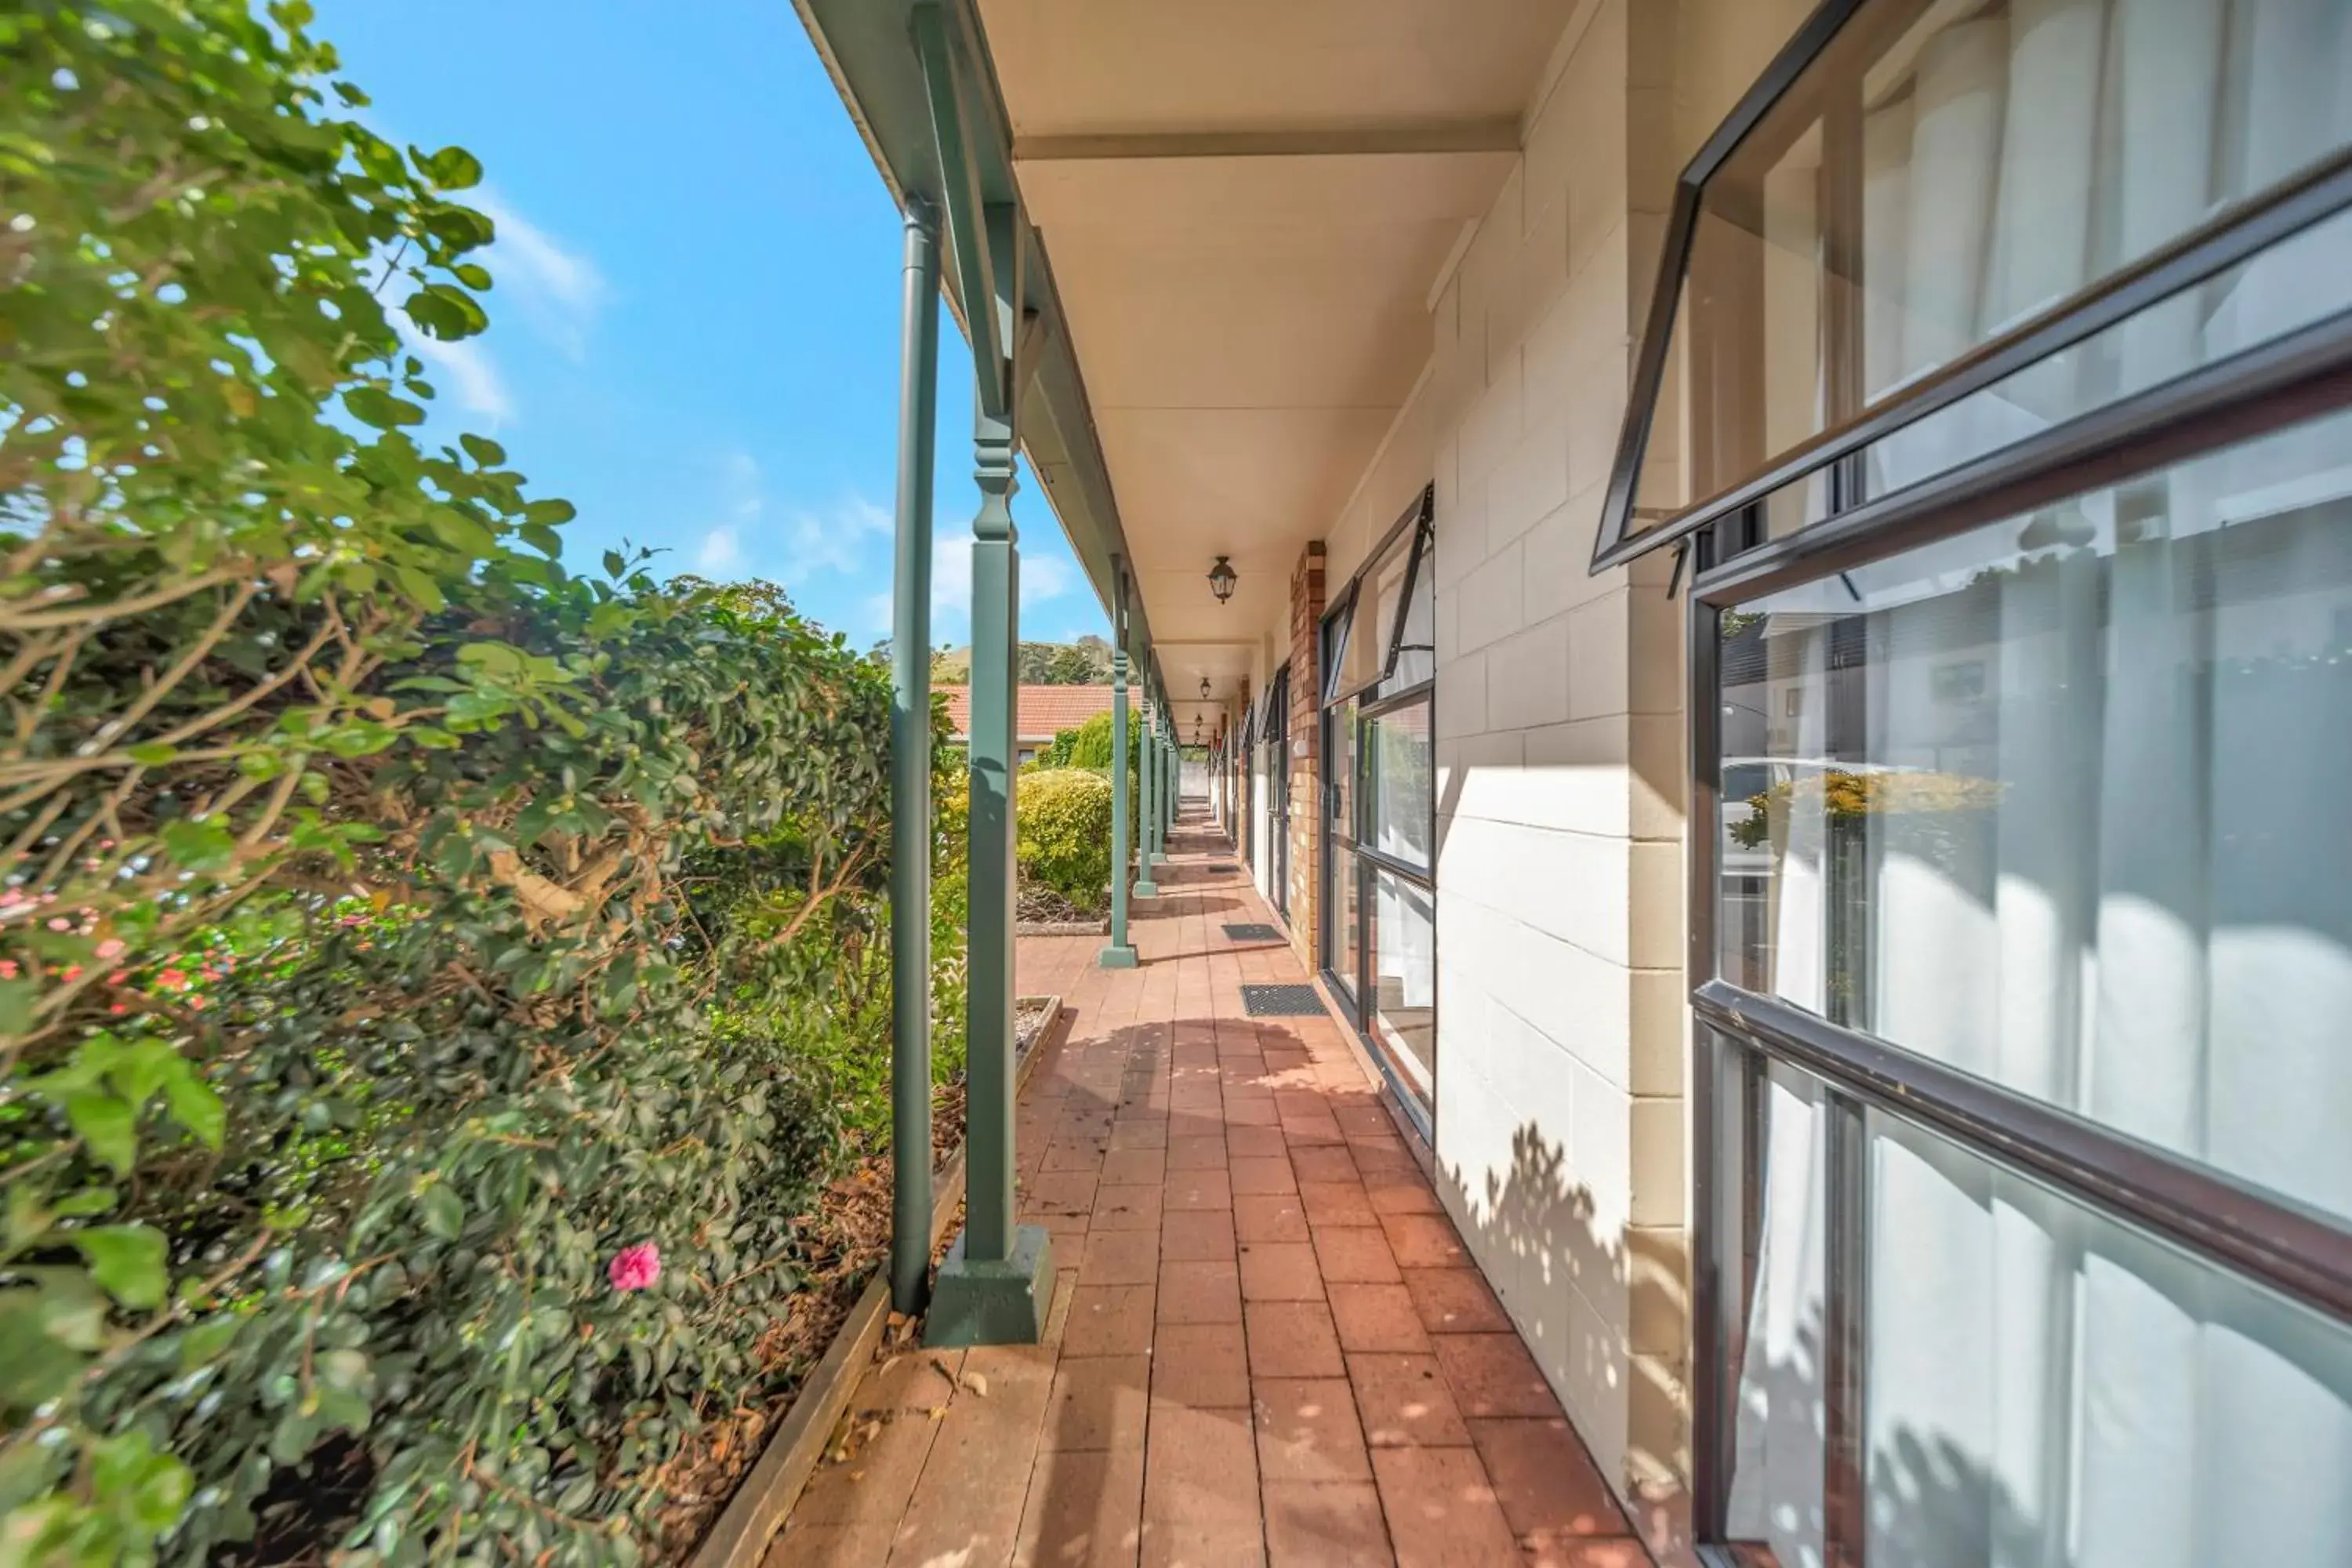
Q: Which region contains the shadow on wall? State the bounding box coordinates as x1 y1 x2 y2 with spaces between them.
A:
1432 1125 1648 1518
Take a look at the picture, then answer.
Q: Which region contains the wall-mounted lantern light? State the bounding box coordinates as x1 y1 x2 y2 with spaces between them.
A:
1207 556 1236 605
1199 677 1211 700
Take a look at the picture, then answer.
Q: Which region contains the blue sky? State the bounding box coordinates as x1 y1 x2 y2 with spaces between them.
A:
314 0 1107 651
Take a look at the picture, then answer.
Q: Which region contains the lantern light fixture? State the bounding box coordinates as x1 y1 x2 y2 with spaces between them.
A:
1207 556 1237 605
1200 677 1211 700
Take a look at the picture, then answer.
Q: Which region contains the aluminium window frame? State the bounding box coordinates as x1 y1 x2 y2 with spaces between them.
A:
1585 3 2352 1561
1586 0 2352 578
1675 301 2352 1568
1316 485 1441 1141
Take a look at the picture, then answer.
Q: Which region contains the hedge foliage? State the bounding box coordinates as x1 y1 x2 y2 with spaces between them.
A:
0 6 950 1562
1014 771 1112 913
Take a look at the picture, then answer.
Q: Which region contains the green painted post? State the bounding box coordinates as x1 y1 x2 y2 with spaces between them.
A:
1134 666 1160 900
913 20 1051 1343
1156 710 1173 855
1100 568 1138 968
887 196 942 1316
1150 701 1168 862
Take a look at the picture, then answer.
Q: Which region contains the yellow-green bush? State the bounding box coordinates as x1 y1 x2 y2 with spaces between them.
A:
1016 770 1113 913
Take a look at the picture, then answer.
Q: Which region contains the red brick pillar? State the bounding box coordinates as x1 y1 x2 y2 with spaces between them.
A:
1287 542 1325 963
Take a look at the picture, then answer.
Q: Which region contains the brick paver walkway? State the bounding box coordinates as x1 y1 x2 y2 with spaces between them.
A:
768 808 1646 1567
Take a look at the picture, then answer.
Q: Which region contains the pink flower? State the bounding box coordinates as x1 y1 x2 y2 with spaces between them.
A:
157 968 187 989
45 917 70 931
608 1243 661 1293
186 995 206 1011
0 960 16 980
94 939 124 960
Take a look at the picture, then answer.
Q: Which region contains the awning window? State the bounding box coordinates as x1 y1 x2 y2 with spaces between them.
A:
1589 0 2352 579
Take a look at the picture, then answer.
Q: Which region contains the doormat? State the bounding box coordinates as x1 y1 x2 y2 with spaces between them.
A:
1207 862 1238 873
1242 983 1327 1018
1223 923 1282 942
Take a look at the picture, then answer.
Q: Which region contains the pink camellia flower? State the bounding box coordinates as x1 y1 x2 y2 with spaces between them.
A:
94 939 125 961
156 968 187 989
608 1243 661 1293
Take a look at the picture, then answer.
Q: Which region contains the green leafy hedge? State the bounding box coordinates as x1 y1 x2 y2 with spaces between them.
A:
0 7 949 1562
1014 770 1112 913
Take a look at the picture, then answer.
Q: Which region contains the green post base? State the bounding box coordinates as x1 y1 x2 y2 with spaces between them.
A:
1132 876 1160 899
925 1225 1055 1347
1097 943 1138 969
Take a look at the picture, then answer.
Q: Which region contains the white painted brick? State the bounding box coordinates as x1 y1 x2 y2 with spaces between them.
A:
1484 615 1570 731
1627 713 1683 842
1519 192 1570 348
1566 588 1632 720
1486 419 1570 552
1566 1051 1634 1225
1457 360 1523 489
1628 837 1683 970
1517 714 1635 838
1520 482 1617 623
1437 728 1526 826
1457 541 1527 655
1486 918 1632 1088
1630 1094 1687 1229
1436 648 1488 739
1435 583 1461 664
1629 966 1687 1099
1561 1283 1632 1486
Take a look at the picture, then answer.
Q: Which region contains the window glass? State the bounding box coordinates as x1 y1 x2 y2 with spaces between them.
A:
1865 1110 2352 1566
1727 1062 1829 1568
1720 402 2352 1222
1336 538 1406 698
1321 595 1355 706
1387 524 1436 693
1629 0 2352 535
1369 866 1436 1094
1365 699 1433 872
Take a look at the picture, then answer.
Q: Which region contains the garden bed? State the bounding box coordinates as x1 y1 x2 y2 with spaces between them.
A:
669 997 1064 1564
1014 884 1108 936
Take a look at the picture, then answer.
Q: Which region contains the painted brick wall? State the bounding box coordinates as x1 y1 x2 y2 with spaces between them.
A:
1283 542 1325 961
1419 0 1693 1534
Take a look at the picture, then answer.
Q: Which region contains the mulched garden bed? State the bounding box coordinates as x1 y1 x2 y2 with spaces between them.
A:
656 998 1055 1559
1014 884 1106 935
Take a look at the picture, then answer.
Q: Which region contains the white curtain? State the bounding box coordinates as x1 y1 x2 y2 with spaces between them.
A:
1731 3 2352 1564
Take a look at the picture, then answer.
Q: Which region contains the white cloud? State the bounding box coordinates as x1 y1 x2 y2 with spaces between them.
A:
1022 551 1073 608
708 452 891 587
782 493 889 575
695 526 742 572
472 194 608 362
402 331 514 425
862 525 1068 641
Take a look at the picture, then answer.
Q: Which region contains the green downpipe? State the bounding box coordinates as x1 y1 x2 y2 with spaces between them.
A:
888 195 942 1316
1100 570 1137 967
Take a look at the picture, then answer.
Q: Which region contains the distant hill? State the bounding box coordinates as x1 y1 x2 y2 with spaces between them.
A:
930 640 1109 686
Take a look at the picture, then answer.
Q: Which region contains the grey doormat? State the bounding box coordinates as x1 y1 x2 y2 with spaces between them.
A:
1223 922 1282 942
1242 983 1327 1017
1207 862 1238 873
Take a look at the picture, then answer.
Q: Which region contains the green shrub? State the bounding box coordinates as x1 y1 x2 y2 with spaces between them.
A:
1016 770 1114 912
0 10 957 1563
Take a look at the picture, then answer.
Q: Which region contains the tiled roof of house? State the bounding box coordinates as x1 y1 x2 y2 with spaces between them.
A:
938 684 1115 741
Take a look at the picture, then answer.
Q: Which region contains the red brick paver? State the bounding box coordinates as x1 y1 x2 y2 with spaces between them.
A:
763 808 1646 1566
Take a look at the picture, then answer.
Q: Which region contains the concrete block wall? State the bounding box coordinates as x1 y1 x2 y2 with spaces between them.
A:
1418 0 1695 1526
1261 0 1819 1549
